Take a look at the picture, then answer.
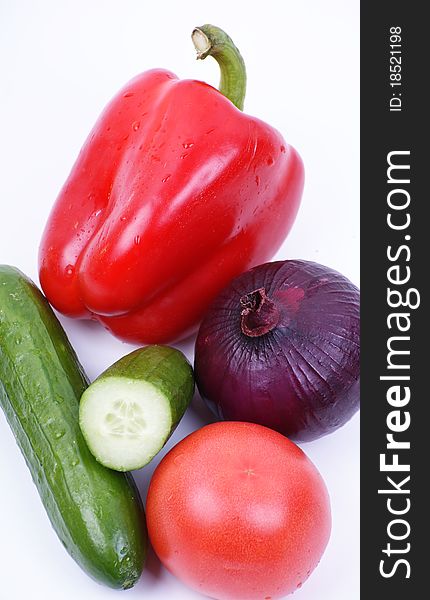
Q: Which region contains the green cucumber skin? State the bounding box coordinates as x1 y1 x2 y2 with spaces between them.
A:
0 265 147 589
95 345 195 434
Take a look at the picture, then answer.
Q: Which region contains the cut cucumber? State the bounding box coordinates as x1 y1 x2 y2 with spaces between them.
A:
79 345 194 471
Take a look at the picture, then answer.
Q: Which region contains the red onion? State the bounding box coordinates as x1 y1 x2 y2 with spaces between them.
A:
194 260 360 442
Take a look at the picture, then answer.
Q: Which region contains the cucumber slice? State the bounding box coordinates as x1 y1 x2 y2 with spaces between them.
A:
79 346 194 471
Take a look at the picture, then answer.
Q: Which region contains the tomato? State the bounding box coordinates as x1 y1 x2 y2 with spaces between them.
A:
146 422 331 599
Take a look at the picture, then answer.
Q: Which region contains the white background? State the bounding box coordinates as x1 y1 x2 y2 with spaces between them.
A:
0 1 359 598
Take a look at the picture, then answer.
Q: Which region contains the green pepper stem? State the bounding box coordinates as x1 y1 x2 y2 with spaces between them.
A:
192 24 247 111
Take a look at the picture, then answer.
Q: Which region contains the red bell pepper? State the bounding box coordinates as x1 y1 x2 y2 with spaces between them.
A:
39 25 304 344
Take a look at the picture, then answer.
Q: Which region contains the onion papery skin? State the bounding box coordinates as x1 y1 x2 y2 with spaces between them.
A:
194 260 360 442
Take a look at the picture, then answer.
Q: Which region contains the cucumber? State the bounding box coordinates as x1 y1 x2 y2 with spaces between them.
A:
79 346 194 471
0 265 146 589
